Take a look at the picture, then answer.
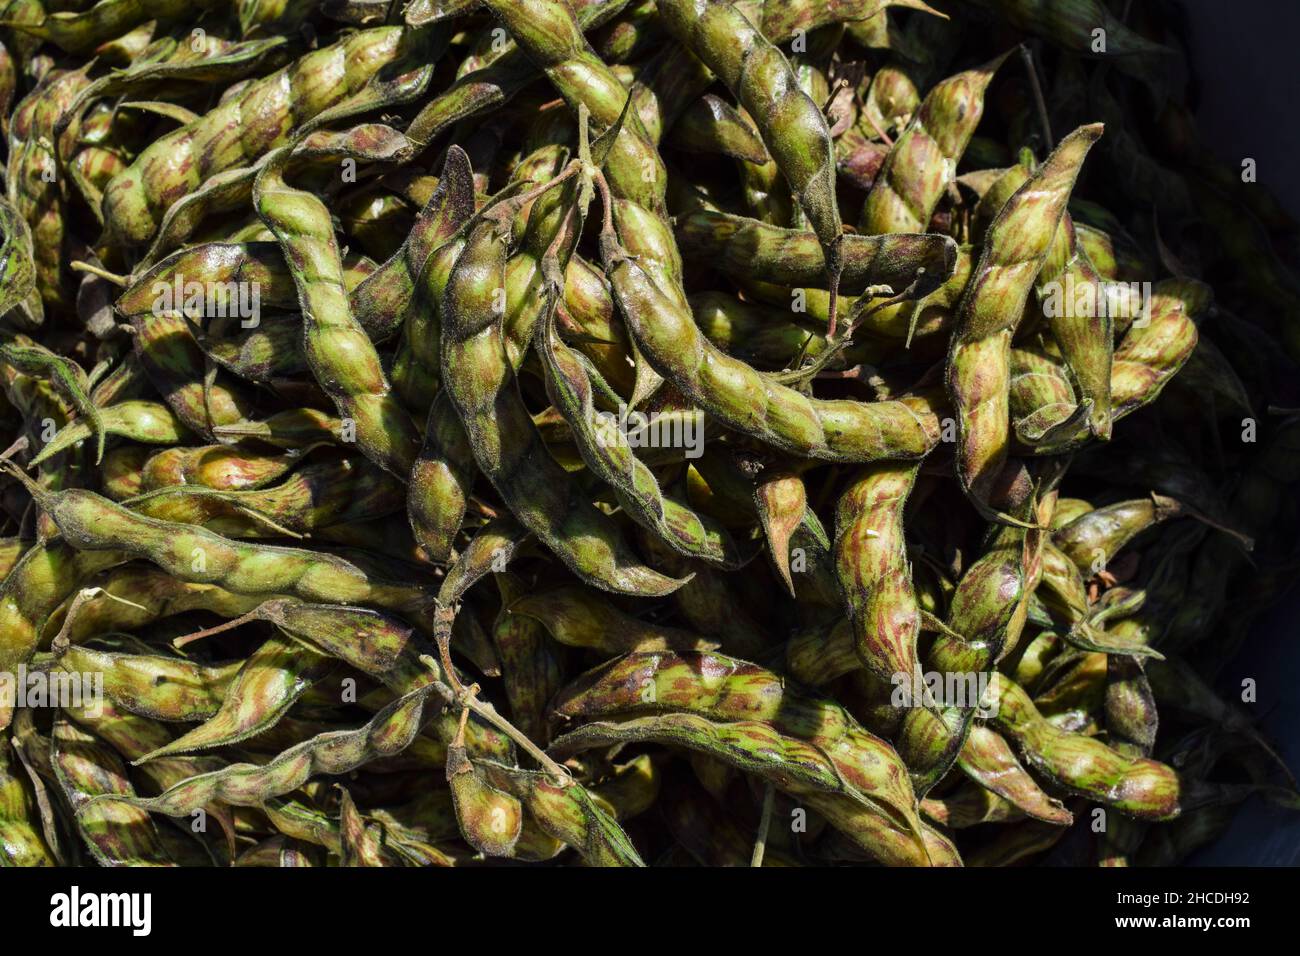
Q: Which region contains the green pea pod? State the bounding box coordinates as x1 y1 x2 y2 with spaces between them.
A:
551 707 939 865
1035 214 1113 438
922 781 1025 829
252 599 438 693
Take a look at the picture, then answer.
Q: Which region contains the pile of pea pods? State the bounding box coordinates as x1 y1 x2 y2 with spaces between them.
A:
0 0 1297 869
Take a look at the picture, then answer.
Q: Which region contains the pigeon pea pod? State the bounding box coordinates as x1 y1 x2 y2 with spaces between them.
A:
1052 494 1188 574
353 145 476 354
84 682 450 817
4 0 220 54
550 704 938 865
137 442 320 493
130 635 334 762
860 52 1008 235
0 734 57 865
446 739 525 858
985 672 1182 820
102 27 412 246
946 124 1102 518
56 644 241 722
957 724 1073 824
760 0 944 44
551 650 930 861
506 585 715 655
601 223 940 463
666 93 769 164
489 573 562 747
675 209 958 297
1035 217 1112 439
254 150 421 479
0 341 104 462
440 206 684 597
7 65 92 310
405 391 475 563
472 757 646 866
656 0 846 331
405 0 630 147
47 566 269 643
0 543 129 712
833 461 923 684
0 193 39 324
965 0 1170 61
1008 347 1079 445
123 456 404 537
537 291 742 568
29 399 191 466
4 475 436 625
0 538 27 579
52 714 175 866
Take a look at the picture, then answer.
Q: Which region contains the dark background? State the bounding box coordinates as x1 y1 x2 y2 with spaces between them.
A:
1180 0 1300 865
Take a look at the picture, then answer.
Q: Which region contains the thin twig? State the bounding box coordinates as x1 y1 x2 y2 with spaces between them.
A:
751 783 775 867
1019 44 1053 150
